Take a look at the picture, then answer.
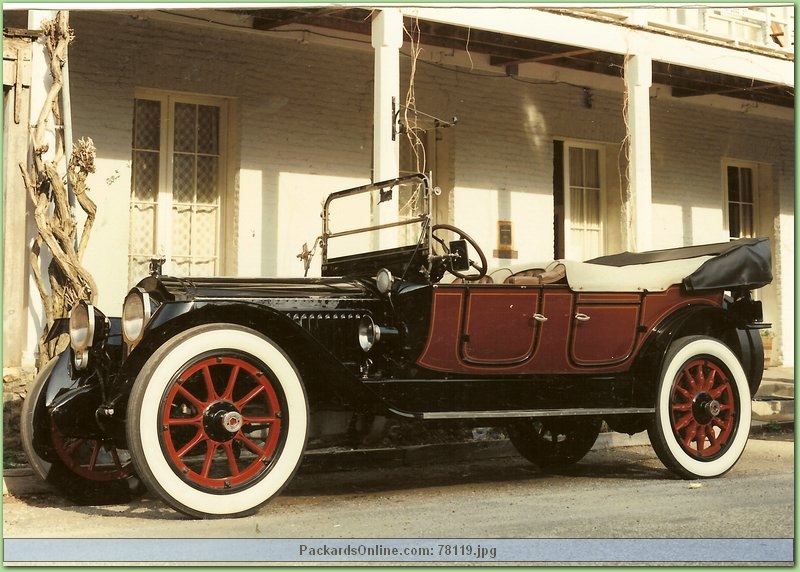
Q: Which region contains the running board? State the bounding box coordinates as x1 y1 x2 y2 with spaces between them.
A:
390 407 654 420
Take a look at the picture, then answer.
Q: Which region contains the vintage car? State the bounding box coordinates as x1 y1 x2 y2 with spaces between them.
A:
22 173 773 519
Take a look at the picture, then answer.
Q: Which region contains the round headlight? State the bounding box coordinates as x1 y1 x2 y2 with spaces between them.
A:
376 268 394 295
358 315 378 352
69 300 95 353
122 288 151 348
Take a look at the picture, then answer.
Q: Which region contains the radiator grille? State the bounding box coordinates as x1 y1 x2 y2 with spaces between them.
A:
291 311 364 358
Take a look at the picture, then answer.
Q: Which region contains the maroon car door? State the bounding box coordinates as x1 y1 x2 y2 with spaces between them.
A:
460 287 543 365
569 292 642 366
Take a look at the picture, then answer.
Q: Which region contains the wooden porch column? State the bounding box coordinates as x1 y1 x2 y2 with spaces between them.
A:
624 53 653 253
371 8 402 182
2 34 33 369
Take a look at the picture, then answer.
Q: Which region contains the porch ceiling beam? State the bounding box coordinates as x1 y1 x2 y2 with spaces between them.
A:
399 7 794 87
490 47 598 66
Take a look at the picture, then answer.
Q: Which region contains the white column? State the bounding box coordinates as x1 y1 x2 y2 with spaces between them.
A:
371 9 402 183
624 53 653 253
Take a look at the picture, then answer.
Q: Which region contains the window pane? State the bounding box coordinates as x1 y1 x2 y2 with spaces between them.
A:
172 205 192 258
196 156 219 205
740 168 753 202
727 166 740 201
174 103 196 153
173 154 195 204
585 149 600 188
129 203 156 256
132 150 159 202
569 148 584 187
585 189 601 227
741 204 754 237
569 187 584 227
133 99 160 151
729 203 740 238
193 207 218 257
197 105 220 155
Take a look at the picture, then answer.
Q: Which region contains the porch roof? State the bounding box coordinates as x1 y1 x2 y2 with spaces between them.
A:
225 7 794 109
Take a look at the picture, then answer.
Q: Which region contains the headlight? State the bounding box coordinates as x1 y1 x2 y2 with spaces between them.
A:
122 288 151 349
69 300 106 370
375 268 394 295
358 315 379 352
358 315 398 353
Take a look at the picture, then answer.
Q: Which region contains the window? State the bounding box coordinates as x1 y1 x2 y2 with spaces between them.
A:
725 163 756 239
129 91 228 285
563 142 605 260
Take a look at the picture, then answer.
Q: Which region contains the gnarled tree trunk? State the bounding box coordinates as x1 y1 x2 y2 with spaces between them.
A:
19 11 98 369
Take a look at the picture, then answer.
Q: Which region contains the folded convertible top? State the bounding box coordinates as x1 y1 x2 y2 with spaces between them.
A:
587 237 772 292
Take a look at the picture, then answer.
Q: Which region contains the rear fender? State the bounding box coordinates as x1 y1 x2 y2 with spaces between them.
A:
632 304 761 403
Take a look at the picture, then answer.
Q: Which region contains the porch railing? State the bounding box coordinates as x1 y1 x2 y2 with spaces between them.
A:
575 6 794 56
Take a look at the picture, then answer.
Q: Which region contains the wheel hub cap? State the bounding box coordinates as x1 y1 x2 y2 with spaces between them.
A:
705 399 722 417
221 411 243 433
692 392 720 424
204 401 243 442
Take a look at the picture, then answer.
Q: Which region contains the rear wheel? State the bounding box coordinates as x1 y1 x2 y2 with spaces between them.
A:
126 324 308 518
21 355 145 504
508 416 602 468
648 336 751 478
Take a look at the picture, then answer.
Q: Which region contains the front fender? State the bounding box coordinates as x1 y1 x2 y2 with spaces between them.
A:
24 352 69 459
106 302 384 417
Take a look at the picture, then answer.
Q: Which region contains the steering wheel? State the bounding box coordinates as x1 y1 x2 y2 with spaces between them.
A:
431 223 488 281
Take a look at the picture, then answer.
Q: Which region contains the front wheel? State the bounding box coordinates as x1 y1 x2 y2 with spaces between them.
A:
648 336 751 479
126 324 308 518
21 355 146 504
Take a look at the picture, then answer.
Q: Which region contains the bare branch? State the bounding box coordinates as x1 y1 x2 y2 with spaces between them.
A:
24 11 100 366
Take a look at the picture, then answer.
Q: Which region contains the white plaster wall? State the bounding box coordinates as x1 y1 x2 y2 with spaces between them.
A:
14 9 792 364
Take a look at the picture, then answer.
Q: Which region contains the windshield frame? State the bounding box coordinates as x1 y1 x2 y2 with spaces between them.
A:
320 173 433 278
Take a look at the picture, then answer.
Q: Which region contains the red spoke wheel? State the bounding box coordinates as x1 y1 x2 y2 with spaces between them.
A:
648 336 751 479
50 426 137 482
127 324 308 518
21 354 146 504
161 355 283 491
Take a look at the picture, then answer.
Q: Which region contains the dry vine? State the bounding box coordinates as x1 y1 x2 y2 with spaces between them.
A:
19 11 99 368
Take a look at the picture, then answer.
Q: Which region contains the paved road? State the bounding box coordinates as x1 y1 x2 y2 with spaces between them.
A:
3 436 794 565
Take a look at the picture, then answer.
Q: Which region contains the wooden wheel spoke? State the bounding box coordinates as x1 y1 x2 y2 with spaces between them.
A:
63 437 85 458
223 442 240 476
237 433 270 457
86 442 101 470
175 383 207 410
236 384 265 409
201 442 219 478
176 429 205 459
222 364 241 400
202 365 218 401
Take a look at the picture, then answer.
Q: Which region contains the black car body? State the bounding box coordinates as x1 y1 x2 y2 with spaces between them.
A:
23 173 773 518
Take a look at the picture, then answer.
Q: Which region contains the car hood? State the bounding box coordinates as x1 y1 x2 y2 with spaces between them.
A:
138 275 376 303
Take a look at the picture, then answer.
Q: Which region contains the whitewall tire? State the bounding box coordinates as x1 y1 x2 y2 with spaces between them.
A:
126 324 308 518
648 336 751 479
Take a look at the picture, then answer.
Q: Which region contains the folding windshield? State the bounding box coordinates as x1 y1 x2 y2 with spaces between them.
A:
321 174 431 264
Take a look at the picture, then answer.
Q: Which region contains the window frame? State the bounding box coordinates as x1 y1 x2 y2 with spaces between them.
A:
129 88 232 283
722 159 759 240
562 140 607 260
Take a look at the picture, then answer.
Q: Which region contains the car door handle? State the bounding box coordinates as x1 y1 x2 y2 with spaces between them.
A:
533 313 548 322
575 313 591 322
